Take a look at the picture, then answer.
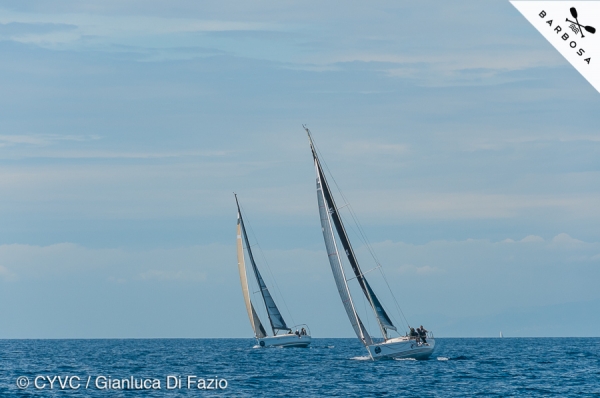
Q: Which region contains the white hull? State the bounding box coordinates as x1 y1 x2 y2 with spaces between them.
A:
257 334 311 348
367 337 435 360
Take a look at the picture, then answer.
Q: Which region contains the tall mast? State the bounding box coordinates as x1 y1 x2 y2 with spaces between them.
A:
236 194 267 339
235 195 290 335
314 158 373 346
305 126 396 341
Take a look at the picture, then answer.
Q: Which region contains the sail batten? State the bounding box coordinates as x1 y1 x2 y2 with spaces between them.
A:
307 129 396 341
236 197 289 334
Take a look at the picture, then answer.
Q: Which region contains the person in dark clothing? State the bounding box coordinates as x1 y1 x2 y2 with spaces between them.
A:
418 325 428 345
409 327 419 342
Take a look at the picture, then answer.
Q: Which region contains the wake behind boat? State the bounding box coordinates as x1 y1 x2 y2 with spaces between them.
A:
305 127 434 360
235 194 311 348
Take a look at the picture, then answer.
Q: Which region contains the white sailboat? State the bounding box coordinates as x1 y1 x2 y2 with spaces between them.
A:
235 194 311 348
305 127 434 360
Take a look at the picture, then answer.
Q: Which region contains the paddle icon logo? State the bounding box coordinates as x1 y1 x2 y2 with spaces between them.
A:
511 1 600 93
566 7 595 38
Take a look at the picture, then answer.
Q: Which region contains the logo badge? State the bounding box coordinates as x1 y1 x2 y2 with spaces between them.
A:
511 1 600 92
374 346 381 354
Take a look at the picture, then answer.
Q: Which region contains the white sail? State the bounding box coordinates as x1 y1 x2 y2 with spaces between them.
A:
306 131 395 342
315 161 373 346
305 126 436 360
237 213 267 338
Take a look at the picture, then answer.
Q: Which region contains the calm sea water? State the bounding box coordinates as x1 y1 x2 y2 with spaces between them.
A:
1 338 599 397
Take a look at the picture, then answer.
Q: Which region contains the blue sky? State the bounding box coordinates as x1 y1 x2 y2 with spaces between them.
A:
1 0 600 338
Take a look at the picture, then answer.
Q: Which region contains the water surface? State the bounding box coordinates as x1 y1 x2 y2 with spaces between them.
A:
1 338 599 396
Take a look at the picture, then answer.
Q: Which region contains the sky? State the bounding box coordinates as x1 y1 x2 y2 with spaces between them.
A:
1 0 600 339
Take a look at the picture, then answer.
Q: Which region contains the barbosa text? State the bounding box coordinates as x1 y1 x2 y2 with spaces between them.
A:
539 10 591 64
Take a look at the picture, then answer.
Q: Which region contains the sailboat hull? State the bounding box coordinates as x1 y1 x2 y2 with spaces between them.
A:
257 334 311 348
367 337 435 360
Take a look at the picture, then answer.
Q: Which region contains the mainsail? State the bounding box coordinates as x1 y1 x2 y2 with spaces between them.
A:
236 212 267 338
307 128 396 342
235 195 289 335
316 164 373 346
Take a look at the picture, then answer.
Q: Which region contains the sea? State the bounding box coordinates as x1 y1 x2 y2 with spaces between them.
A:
1 338 599 397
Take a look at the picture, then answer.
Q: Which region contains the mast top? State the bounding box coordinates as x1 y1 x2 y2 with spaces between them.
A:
303 125 318 160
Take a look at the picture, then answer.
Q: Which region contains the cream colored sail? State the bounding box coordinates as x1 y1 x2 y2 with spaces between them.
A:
237 212 267 338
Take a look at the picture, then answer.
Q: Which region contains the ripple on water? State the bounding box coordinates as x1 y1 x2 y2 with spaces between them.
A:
1 338 599 397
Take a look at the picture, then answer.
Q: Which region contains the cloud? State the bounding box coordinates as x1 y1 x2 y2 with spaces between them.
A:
396 264 443 275
0 9 280 50
340 192 600 221
0 0 565 85
2 235 600 337
521 235 544 243
0 134 98 148
0 149 229 160
0 21 77 36
552 233 584 246
0 242 229 283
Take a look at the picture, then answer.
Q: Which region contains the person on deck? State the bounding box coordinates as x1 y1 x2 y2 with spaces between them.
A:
418 326 428 345
409 327 418 342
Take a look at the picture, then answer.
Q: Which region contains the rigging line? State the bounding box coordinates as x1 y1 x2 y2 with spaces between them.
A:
239 202 296 328
347 203 409 332
311 132 408 330
253 241 296 328
240 202 280 329
336 209 405 332
345 203 410 331
338 235 372 340
345 203 382 265
312 140 381 267
379 266 410 332
345 265 381 282
314 144 388 340
312 140 379 268
339 209 390 294
343 251 402 334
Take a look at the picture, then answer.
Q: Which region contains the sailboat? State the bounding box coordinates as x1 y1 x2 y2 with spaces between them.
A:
305 127 435 360
235 194 311 348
